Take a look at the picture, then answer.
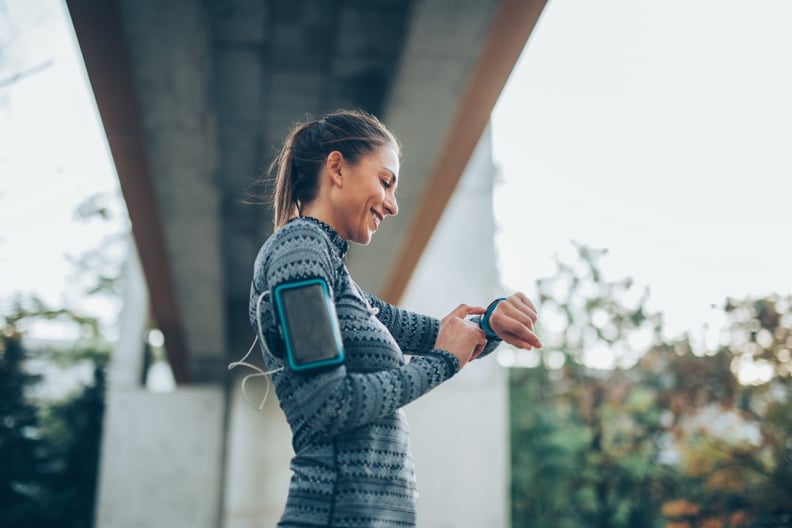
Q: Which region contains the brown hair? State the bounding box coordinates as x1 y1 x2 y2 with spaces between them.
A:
267 109 400 229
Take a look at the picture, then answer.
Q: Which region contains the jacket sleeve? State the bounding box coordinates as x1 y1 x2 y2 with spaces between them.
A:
285 350 459 439
364 291 502 360
254 222 461 439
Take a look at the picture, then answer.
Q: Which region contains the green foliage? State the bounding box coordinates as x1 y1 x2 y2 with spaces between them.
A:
39 364 106 528
511 366 591 528
0 331 48 528
668 294 792 527
0 309 108 528
67 192 129 300
510 243 792 528
0 193 122 527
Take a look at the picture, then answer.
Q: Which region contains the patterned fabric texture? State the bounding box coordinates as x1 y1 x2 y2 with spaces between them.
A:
249 216 499 527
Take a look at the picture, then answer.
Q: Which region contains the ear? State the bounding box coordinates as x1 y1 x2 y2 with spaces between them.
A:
325 151 344 187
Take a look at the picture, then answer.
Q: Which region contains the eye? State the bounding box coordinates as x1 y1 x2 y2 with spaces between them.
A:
381 178 391 189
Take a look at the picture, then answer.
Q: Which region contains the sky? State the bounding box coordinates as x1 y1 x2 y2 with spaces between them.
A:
492 0 792 368
0 0 124 336
2 1 791 375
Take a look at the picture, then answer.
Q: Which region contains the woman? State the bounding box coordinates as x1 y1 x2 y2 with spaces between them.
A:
249 109 541 527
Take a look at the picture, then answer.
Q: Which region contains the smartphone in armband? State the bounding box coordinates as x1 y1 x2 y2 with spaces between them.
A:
272 277 345 372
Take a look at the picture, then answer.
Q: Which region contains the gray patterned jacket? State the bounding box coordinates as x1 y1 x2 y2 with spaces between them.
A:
249 216 499 528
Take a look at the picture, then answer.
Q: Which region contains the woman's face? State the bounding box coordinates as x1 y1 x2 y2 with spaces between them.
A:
334 144 400 245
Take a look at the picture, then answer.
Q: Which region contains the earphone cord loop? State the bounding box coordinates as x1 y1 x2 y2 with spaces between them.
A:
227 290 283 411
256 290 282 362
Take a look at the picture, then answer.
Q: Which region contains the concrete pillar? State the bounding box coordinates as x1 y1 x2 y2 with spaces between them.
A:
401 125 509 528
222 372 293 528
95 388 226 528
108 240 149 390
95 242 227 528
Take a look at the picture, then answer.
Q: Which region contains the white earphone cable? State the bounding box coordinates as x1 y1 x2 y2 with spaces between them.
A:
227 290 283 411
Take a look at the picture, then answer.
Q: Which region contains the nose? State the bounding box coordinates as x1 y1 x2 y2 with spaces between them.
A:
384 194 398 217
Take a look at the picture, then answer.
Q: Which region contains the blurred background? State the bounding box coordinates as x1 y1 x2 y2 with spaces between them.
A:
1 1 790 527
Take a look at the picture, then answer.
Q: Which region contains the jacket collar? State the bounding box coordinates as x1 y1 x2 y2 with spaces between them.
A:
296 215 349 258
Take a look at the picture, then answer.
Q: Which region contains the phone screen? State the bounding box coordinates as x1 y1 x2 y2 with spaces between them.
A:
277 281 344 370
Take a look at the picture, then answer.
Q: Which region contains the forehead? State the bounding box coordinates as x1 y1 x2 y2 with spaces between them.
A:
367 144 400 174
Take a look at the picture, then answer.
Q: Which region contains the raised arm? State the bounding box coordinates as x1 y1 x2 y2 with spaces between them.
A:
363 290 503 360
250 221 464 440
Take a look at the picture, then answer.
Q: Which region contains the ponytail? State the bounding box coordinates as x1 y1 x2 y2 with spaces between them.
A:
270 122 309 229
264 110 399 230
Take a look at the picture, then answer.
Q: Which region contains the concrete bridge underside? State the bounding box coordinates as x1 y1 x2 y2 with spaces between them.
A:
67 0 546 384
66 1 549 526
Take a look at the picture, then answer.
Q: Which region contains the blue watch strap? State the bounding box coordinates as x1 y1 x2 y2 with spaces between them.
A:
480 297 506 339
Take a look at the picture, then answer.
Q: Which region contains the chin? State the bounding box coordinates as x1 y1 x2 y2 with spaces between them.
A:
350 229 374 245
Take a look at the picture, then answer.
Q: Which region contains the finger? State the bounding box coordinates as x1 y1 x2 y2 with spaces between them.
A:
448 303 487 319
505 330 541 350
491 310 535 339
508 295 538 323
499 333 536 350
497 313 542 348
495 301 536 329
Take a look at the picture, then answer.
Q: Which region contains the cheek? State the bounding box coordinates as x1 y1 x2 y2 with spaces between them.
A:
365 183 384 204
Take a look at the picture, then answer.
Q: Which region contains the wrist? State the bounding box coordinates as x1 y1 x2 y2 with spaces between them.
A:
479 297 506 339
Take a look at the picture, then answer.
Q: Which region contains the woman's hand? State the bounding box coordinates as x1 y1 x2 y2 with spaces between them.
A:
488 293 542 350
435 304 488 368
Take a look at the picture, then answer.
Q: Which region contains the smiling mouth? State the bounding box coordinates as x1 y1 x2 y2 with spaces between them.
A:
371 210 383 229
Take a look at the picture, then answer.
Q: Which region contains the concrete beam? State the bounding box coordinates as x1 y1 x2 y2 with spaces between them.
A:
116 0 224 381
357 0 548 303
66 0 191 383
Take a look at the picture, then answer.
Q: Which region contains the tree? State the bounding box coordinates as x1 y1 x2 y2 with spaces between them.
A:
662 295 792 527
0 0 53 90
0 192 124 527
0 300 109 528
39 363 106 528
510 243 792 527
511 244 676 527
0 329 47 528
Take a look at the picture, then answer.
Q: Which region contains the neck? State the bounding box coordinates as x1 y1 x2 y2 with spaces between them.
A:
300 203 347 240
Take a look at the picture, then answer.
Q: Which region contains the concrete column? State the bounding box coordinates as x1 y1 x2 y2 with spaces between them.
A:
222 372 293 528
95 241 227 528
95 388 226 528
109 240 148 390
401 125 509 528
